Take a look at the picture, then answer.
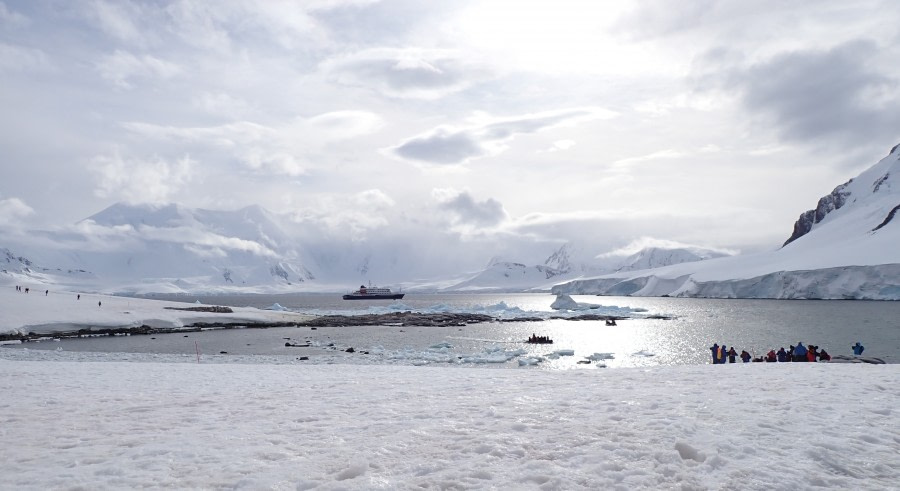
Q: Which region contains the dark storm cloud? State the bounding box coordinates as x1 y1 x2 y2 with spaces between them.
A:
435 190 508 227
703 40 900 146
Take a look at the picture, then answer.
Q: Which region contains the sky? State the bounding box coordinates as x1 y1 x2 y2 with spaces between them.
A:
2 0 900 271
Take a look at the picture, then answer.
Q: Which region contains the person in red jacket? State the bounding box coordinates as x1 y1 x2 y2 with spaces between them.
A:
807 345 818 362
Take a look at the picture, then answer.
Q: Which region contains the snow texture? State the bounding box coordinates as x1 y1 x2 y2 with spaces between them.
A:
1 358 897 490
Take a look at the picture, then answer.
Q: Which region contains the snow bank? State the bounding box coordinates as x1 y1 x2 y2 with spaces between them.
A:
0 287 312 336
1 359 896 489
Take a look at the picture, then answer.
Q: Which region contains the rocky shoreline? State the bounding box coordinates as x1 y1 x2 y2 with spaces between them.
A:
0 311 643 343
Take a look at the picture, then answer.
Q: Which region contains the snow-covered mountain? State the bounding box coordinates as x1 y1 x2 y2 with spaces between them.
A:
443 243 728 292
553 144 900 299
612 246 728 273
0 203 319 293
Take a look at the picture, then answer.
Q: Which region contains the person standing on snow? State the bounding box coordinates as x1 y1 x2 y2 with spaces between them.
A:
852 342 865 356
727 347 737 363
793 342 808 362
709 344 719 364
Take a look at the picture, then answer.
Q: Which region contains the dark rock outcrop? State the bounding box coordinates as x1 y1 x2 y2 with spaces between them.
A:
783 181 852 246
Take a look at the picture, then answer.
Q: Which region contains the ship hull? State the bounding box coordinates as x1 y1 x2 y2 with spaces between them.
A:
342 293 405 300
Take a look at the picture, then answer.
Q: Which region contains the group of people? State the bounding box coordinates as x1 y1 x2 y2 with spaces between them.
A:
709 341 843 364
526 334 553 344
14 285 47 295
13 285 93 304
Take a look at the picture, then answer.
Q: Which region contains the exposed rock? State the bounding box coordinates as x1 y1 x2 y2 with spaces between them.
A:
164 306 234 313
783 181 852 246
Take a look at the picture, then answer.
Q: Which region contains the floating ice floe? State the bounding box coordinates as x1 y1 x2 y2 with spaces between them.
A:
550 294 600 310
544 349 576 360
518 357 543 366
298 297 652 320
265 303 289 311
586 352 615 361
632 349 656 357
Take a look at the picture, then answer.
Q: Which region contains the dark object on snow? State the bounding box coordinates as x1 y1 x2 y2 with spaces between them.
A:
828 355 884 364
605 319 617 326
219 351 228 354
298 356 309 361
165 306 234 313
526 334 553 344
285 342 310 347
345 347 355 353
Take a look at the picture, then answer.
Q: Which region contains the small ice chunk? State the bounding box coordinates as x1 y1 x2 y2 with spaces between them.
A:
518 357 543 366
551 349 575 357
586 352 615 361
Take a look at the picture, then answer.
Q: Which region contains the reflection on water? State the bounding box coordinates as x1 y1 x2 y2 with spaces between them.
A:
8 294 900 369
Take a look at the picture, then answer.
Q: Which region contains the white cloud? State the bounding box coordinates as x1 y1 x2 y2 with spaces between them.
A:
392 107 616 165
96 50 180 88
191 92 254 119
0 2 28 26
323 47 492 99
0 42 51 72
88 0 144 43
433 188 508 228
613 149 685 167
121 111 383 177
91 153 195 204
0 197 34 226
597 236 738 258
287 189 399 240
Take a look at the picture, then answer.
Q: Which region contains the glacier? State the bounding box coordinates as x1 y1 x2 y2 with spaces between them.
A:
553 144 900 300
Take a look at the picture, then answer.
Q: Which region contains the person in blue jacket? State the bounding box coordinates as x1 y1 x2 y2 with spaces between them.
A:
852 342 865 356
710 344 719 364
793 342 808 362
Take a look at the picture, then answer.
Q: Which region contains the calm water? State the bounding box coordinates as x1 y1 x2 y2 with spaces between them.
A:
10 294 900 369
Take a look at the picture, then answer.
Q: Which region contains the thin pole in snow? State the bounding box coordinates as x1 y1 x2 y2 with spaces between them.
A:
195 340 201 363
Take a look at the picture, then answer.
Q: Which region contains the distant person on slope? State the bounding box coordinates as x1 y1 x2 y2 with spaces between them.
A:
727 347 737 363
852 342 865 356
740 350 751 363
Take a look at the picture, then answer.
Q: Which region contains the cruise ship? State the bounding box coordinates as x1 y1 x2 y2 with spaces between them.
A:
342 285 405 300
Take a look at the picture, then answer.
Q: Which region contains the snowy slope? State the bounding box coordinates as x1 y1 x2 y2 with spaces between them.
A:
613 246 728 272
446 244 727 292
1 203 317 293
2 357 898 489
554 144 900 299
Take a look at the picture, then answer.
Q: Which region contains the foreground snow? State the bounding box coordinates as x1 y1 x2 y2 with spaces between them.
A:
0 358 897 489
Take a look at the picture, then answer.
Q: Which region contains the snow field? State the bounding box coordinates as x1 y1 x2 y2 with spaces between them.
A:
1 360 898 490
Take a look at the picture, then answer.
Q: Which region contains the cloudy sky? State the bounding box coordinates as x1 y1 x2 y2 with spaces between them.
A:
2 0 900 272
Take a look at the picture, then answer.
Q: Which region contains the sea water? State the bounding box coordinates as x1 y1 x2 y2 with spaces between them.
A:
8 294 900 369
